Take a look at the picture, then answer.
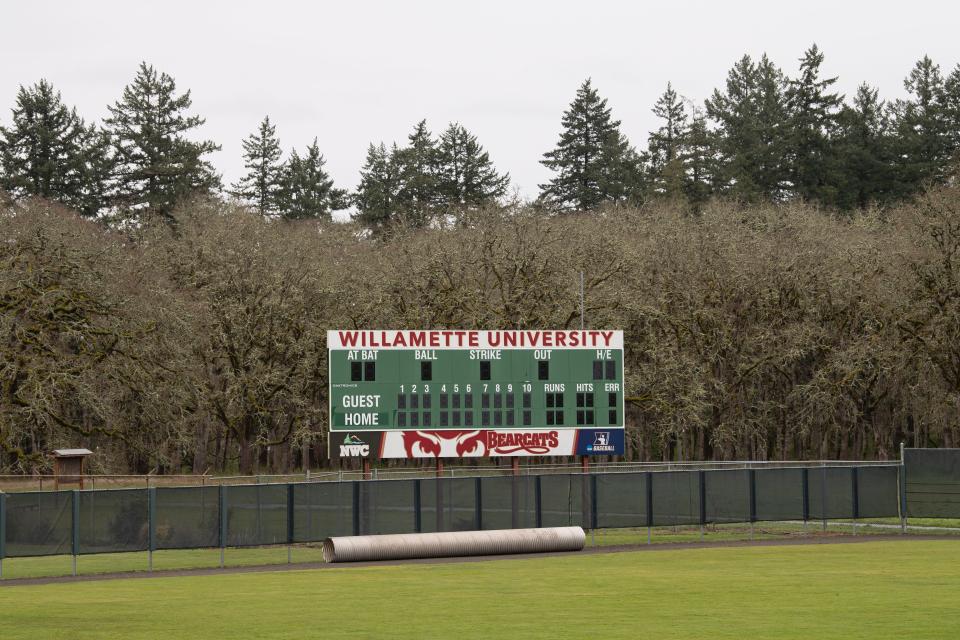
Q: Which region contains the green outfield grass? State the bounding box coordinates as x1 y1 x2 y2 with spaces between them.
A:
1 540 958 639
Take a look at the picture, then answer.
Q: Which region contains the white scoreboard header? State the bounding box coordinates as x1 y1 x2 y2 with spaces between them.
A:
328 329 623 350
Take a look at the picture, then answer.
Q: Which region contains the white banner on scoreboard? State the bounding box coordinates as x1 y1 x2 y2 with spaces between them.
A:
381 429 578 458
327 329 623 350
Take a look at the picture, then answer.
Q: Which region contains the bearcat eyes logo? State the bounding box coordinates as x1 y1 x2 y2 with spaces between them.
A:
339 434 370 457
587 431 614 453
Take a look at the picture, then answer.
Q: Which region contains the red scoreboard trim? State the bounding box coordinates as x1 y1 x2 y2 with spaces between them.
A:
328 329 623 350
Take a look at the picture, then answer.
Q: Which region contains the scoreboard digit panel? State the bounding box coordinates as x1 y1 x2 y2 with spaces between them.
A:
328 330 625 459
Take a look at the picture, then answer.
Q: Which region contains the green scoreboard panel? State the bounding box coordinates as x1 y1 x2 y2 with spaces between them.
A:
328 330 625 459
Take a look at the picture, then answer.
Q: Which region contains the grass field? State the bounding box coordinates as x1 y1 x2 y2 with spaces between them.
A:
1 539 958 639
2 520 957 580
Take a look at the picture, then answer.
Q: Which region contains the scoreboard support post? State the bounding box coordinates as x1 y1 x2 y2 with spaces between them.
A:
362 459 371 480
581 456 590 473
436 459 444 478
511 458 520 477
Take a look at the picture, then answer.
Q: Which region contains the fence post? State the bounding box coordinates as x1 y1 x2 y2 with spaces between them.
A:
71 489 80 576
698 471 706 541
820 465 828 532
286 483 294 565
352 481 360 536
801 468 810 533
851 467 859 536
147 487 156 572
0 491 6 580
218 484 226 569
474 477 483 531
534 475 542 529
646 471 654 544
590 474 598 531
899 441 907 533
749 469 757 541
436 476 443 533
414 479 422 533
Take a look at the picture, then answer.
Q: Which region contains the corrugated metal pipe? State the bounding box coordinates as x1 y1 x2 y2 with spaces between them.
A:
323 526 585 563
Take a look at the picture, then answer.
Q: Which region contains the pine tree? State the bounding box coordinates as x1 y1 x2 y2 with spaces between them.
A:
647 83 689 198
435 123 509 207
279 139 346 221
105 62 220 223
785 44 843 203
890 56 951 190
833 84 897 210
540 78 641 211
353 142 402 231
0 80 111 215
394 120 439 227
230 116 284 216
939 64 960 170
73 124 114 217
706 54 789 202
681 106 717 209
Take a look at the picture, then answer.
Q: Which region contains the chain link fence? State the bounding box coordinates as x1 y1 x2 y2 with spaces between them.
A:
0 462 908 574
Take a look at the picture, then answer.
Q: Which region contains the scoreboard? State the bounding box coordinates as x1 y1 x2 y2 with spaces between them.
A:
328 330 625 459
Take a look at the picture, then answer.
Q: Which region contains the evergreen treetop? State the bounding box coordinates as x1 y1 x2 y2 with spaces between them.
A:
0 80 111 216
539 78 641 211
706 54 789 202
353 142 401 231
105 62 221 223
394 119 439 227
435 122 510 207
231 116 285 217
785 44 843 202
280 138 346 221
647 82 689 198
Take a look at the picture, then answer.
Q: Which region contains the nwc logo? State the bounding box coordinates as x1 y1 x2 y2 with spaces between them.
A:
339 434 370 457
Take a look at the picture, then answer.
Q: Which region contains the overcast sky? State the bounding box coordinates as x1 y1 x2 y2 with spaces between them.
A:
3 0 959 202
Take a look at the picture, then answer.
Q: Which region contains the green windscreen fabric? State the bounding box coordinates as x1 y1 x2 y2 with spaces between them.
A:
808 467 855 520
480 476 537 530
154 486 219 549
224 484 288 547
77 489 148 554
292 481 354 542
754 468 804 521
363 479 416 535
904 449 960 518
539 474 591 528
704 470 750 524
856 465 900 518
650 471 700 526
5 491 73 557
595 473 647 528
419 477 478 533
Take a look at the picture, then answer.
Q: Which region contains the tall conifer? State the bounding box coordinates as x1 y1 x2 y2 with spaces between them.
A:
891 56 951 189
394 120 439 227
105 62 220 223
280 139 346 220
647 83 689 198
435 123 509 207
0 80 111 215
353 142 402 231
785 44 843 202
540 79 641 211
706 55 789 202
833 84 896 209
231 116 284 216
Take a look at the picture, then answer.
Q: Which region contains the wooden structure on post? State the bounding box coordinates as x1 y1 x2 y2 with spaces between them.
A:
52 449 93 490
